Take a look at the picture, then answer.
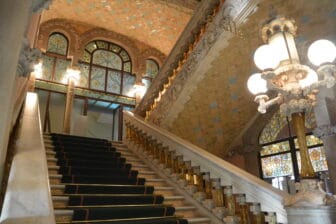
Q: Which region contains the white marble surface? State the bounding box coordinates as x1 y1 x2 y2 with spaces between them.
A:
124 111 288 223
0 93 55 224
286 206 336 224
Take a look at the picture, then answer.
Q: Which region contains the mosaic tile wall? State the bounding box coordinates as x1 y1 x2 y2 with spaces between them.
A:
170 0 336 157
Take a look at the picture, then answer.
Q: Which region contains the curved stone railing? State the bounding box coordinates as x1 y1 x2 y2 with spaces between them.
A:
0 92 55 224
124 111 289 223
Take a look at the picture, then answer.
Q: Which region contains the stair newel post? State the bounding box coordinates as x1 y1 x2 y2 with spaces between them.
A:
212 178 224 207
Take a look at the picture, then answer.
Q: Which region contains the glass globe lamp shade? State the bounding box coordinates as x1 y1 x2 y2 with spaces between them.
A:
299 69 318 88
247 73 268 95
308 39 336 66
253 44 280 70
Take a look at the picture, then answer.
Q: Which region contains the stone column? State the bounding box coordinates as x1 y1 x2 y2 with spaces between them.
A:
63 78 75 134
0 0 34 185
313 87 336 194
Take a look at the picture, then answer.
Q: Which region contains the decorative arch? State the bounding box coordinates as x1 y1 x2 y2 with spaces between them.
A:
78 39 135 96
37 19 80 58
78 28 141 77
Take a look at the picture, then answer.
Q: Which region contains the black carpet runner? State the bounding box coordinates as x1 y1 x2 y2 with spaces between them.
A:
50 133 188 224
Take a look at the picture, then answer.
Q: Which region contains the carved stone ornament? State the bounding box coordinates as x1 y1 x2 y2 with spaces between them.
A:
18 38 41 77
284 179 336 207
31 0 53 13
313 124 336 139
147 0 259 126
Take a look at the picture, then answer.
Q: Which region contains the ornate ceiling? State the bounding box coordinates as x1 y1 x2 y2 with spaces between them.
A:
41 0 198 55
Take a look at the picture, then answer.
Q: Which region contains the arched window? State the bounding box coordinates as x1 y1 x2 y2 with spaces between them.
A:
142 59 159 89
79 40 135 96
41 33 71 83
259 110 328 188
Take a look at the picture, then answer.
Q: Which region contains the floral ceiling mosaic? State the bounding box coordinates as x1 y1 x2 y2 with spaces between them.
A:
41 0 196 54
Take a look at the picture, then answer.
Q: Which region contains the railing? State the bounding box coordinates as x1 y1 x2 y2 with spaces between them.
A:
0 93 55 224
124 111 289 223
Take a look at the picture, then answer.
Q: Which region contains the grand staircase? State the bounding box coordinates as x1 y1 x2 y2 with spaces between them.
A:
44 133 210 223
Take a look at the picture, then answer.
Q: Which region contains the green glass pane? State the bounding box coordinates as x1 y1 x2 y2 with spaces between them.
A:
120 50 130 61
124 62 131 72
260 141 290 156
259 110 287 144
96 40 108 49
294 135 323 148
78 63 89 88
54 58 70 83
90 66 105 91
122 73 136 96
296 146 328 172
107 71 121 94
145 59 159 78
41 55 54 80
110 44 121 53
47 33 68 55
86 42 98 53
93 50 122 69
81 51 91 63
261 153 293 178
142 78 151 89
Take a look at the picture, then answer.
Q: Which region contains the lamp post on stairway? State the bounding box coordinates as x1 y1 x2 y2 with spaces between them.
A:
246 17 336 207
62 67 80 134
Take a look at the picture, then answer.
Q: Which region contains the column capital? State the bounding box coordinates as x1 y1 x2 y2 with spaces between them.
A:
313 124 336 139
18 38 41 76
31 0 53 13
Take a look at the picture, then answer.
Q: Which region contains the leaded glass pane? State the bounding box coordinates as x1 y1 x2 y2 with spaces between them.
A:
110 44 121 53
122 73 136 96
120 50 130 61
259 111 287 144
78 63 89 88
260 141 290 156
86 42 98 53
142 78 151 89
294 135 323 148
41 55 54 80
261 153 293 178
107 71 121 94
93 50 122 69
54 58 70 83
296 147 328 172
47 33 68 55
124 62 131 72
96 41 108 49
145 59 159 78
90 66 105 91
81 51 91 63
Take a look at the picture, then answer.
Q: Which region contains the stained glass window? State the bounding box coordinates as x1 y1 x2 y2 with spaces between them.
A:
47 33 68 55
93 50 122 69
79 40 132 96
261 153 293 178
122 73 136 96
145 59 159 78
259 108 327 187
296 146 328 172
41 33 72 83
260 141 290 156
